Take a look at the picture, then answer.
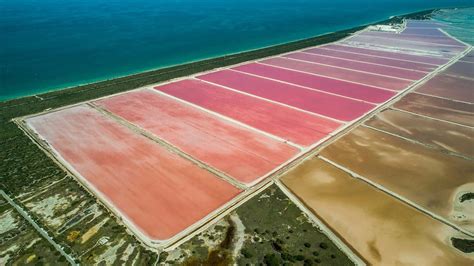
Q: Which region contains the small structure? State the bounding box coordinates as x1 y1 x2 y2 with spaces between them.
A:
367 24 402 33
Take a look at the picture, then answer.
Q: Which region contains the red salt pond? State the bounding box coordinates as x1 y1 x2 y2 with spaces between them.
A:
416 74 474 103
402 27 448 37
261 57 413 90
230 63 395 104
259 57 412 91
96 89 299 185
360 31 465 46
321 44 449 65
305 47 440 71
283 52 427 80
197 69 376 121
155 79 341 146
406 20 445 28
26 105 242 241
346 35 465 55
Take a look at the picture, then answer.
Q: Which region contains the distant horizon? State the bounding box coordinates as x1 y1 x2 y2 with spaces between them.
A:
1 0 473 101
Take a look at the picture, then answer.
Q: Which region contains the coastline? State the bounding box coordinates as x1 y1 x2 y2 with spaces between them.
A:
0 8 440 105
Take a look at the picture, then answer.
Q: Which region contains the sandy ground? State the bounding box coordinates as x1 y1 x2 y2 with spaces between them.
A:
281 158 473 265
320 126 474 233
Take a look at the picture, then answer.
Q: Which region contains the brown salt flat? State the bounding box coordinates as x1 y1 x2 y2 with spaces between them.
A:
319 126 474 233
393 93 474 126
460 50 474 63
366 109 474 157
281 158 473 265
415 74 474 103
444 61 474 79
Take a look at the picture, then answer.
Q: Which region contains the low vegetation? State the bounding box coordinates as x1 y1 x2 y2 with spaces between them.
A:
161 186 353 265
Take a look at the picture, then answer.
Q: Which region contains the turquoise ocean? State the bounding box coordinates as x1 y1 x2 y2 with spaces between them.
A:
1 0 472 100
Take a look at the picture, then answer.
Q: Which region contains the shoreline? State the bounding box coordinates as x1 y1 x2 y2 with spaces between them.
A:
0 8 440 105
